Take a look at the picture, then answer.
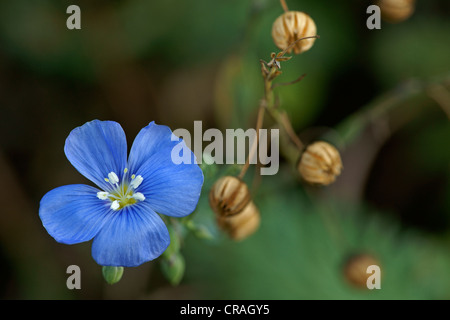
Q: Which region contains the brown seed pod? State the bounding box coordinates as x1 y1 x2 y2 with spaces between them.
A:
209 176 260 240
377 0 415 23
297 141 343 186
217 201 261 241
343 253 380 289
209 176 252 217
271 11 317 54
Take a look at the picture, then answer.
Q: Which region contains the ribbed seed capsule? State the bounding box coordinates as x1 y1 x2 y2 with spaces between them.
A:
217 201 260 241
209 176 252 217
271 11 317 54
297 141 343 186
377 0 415 23
343 254 380 289
209 176 260 240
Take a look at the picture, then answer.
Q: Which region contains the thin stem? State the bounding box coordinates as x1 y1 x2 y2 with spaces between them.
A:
279 35 320 58
241 35 321 179
280 0 289 12
272 73 307 90
335 75 450 146
279 111 304 151
238 103 266 179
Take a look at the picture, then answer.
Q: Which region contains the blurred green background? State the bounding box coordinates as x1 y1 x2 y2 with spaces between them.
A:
0 0 449 299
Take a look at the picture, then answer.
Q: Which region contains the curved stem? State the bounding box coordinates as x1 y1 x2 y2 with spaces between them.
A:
335 75 450 146
280 0 289 12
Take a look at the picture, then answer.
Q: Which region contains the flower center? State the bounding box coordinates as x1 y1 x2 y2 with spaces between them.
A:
97 168 146 211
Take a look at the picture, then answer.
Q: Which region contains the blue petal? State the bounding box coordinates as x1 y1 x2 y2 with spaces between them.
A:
137 149 204 217
91 204 170 267
127 121 172 174
64 120 128 190
128 122 204 217
39 184 112 244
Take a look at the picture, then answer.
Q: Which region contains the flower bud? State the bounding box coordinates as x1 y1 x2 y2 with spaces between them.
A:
185 220 215 240
162 225 180 259
209 176 251 217
343 253 380 289
377 0 415 23
271 11 317 54
297 141 343 186
160 252 185 286
102 266 124 285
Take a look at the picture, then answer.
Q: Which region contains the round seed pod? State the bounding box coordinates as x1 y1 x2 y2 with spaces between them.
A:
271 11 317 54
343 253 380 289
218 201 260 241
297 141 343 186
209 176 251 217
377 0 415 23
209 176 260 240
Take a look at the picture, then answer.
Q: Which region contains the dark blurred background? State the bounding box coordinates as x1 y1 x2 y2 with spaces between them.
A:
0 0 449 299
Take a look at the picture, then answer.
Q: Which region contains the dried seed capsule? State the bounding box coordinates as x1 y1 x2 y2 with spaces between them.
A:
209 176 260 240
377 0 415 23
209 176 251 217
217 201 260 241
343 253 380 289
271 11 317 54
297 141 343 186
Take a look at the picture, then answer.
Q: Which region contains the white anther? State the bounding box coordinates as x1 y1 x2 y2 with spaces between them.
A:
110 200 120 211
129 175 143 189
97 191 110 200
108 172 119 185
132 192 146 201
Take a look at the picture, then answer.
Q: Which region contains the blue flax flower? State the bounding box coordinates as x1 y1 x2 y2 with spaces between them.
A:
39 120 203 267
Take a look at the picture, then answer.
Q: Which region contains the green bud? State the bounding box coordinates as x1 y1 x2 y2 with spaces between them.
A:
195 225 214 240
163 225 181 258
160 252 185 286
186 220 214 240
185 219 196 230
102 266 124 285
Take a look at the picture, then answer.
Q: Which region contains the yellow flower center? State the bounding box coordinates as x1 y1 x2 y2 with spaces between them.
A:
97 169 145 211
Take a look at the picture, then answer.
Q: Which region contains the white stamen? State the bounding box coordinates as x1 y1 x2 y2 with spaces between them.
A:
108 172 119 185
132 192 146 201
97 191 109 200
110 200 120 211
130 175 143 189
98 170 145 211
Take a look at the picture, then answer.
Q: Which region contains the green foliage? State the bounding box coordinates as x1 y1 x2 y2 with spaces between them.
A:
370 17 450 88
184 172 450 299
